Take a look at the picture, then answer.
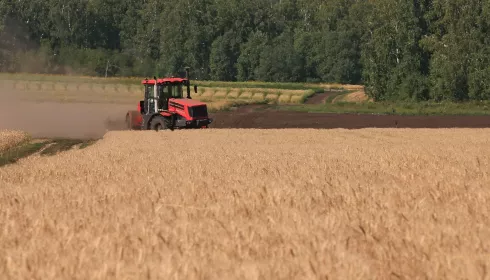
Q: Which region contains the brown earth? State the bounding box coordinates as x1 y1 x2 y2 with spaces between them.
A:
210 108 490 129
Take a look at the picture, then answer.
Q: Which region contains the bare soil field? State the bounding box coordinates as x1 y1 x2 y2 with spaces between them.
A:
1 129 490 279
211 108 490 129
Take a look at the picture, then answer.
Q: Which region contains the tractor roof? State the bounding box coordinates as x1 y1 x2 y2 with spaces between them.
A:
142 77 187 85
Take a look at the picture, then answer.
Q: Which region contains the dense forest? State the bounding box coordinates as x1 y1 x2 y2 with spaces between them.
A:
1 0 490 101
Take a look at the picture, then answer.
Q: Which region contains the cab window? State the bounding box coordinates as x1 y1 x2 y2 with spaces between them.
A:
169 84 183 98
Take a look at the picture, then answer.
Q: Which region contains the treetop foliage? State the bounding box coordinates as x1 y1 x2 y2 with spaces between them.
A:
1 0 489 101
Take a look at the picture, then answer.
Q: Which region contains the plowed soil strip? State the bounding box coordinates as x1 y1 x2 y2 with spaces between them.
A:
209 110 490 129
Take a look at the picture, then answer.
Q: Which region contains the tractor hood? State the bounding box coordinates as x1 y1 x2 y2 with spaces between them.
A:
169 98 207 107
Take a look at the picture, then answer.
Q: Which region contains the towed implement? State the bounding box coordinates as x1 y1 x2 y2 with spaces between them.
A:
126 67 213 131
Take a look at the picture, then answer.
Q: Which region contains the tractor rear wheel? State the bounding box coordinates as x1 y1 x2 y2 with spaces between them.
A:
126 114 132 130
151 116 167 131
126 111 141 130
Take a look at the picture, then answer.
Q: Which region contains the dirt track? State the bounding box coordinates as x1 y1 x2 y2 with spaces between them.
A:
304 92 331 104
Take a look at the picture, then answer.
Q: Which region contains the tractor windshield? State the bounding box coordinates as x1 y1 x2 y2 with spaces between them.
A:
168 83 184 98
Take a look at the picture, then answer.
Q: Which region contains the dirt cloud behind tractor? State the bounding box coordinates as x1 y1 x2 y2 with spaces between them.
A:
0 84 129 139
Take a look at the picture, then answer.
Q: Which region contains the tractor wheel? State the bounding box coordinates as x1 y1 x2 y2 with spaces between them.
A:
166 115 175 131
151 116 167 131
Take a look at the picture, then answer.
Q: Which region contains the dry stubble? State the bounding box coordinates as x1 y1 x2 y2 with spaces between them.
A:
1 129 490 279
0 130 29 153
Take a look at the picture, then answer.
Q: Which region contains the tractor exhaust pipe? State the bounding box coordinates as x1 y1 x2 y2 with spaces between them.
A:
153 76 158 113
185 67 191 99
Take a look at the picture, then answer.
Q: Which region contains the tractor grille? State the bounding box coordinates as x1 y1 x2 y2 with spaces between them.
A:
188 105 208 118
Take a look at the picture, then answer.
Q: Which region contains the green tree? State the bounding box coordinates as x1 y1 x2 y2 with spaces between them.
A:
209 33 238 81
362 0 429 101
423 0 490 101
257 31 305 82
236 32 268 81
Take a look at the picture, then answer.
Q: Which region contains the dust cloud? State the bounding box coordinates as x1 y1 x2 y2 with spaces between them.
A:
0 84 130 139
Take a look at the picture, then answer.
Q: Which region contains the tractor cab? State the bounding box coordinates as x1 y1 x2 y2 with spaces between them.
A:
141 77 191 114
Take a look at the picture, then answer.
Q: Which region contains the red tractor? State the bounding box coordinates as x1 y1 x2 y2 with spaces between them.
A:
126 68 213 131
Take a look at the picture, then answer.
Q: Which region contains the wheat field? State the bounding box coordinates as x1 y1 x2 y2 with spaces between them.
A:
1 129 490 279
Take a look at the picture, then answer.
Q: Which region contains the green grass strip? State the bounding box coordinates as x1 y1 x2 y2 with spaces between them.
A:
0 138 99 167
40 139 96 156
0 142 50 167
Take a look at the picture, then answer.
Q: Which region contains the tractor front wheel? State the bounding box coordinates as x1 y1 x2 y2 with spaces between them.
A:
151 116 167 131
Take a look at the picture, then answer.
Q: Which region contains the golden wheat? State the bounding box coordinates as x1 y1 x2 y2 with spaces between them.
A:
226 90 241 99
237 91 253 99
341 90 369 102
278 94 292 103
289 95 304 103
319 83 364 91
264 93 279 101
0 130 29 152
1 129 490 279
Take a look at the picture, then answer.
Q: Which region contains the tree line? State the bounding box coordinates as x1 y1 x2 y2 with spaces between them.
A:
1 0 489 101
